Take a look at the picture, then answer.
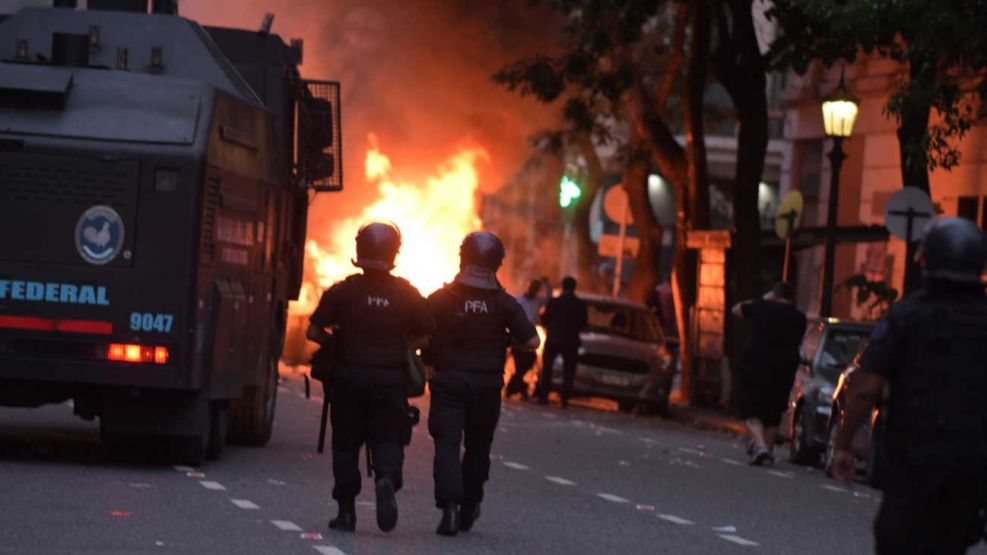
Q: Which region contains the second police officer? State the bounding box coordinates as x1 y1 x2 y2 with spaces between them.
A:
306 222 435 534
425 232 540 536
833 217 987 554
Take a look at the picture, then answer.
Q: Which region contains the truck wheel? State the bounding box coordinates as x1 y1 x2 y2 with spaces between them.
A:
228 355 278 446
206 402 228 460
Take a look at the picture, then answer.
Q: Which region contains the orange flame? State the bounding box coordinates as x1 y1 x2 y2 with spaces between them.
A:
290 136 487 315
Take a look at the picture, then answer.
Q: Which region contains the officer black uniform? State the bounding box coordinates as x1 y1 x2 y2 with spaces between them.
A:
834 217 987 554
307 222 434 534
425 232 539 536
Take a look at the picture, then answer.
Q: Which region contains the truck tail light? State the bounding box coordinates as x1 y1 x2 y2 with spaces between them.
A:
106 343 170 365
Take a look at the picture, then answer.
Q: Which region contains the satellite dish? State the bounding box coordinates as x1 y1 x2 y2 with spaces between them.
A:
775 191 804 240
884 188 934 242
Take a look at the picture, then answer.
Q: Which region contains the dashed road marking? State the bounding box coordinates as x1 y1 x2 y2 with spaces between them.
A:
657 514 695 525
230 499 259 510
502 461 529 470
199 481 226 491
541 412 558 419
300 532 324 540
545 476 575 486
767 470 794 479
268 479 287 486
596 493 630 503
712 525 738 533
313 547 346 555
718 534 760 547
187 472 206 478
173 465 195 472
677 447 705 456
636 504 655 511
821 484 849 493
720 458 744 466
618 460 631 466
271 520 303 532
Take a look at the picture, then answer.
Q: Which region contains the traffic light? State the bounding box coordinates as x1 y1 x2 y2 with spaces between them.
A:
559 176 582 208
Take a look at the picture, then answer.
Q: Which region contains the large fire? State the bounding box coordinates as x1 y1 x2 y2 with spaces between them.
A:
289 136 487 316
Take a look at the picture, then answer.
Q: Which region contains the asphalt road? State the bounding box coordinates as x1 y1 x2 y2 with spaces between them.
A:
1 366 984 555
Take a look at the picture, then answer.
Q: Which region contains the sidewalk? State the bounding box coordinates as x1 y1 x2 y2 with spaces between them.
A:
666 402 747 437
665 388 746 437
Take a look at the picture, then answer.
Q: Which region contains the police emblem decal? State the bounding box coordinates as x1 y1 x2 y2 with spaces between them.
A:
75 205 125 265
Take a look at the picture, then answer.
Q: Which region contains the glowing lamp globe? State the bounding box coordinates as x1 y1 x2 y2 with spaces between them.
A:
821 83 859 138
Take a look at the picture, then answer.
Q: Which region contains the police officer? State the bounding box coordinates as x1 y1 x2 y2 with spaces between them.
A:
425 232 539 536
306 222 434 534
833 217 987 554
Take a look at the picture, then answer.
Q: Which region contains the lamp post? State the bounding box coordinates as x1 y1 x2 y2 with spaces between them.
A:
819 76 859 318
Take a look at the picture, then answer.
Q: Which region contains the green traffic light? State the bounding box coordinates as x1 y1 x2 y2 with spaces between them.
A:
559 176 582 208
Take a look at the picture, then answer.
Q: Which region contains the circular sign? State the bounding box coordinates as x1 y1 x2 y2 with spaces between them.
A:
75 205 125 265
774 190 804 239
884 188 934 242
603 185 633 225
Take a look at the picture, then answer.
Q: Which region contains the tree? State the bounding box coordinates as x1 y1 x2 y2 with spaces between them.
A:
769 0 987 191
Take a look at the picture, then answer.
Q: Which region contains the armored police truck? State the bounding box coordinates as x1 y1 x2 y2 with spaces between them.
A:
0 0 342 462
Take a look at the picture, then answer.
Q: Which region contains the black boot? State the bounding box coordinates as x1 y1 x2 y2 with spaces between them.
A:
328 498 356 532
436 502 460 536
459 503 481 532
375 478 399 532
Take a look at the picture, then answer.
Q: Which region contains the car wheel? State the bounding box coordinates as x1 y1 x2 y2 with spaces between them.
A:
788 408 820 466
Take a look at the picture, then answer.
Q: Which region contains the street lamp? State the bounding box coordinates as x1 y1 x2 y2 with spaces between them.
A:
819 75 859 317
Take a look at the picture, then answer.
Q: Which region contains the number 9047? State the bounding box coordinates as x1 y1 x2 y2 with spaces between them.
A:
130 312 174 333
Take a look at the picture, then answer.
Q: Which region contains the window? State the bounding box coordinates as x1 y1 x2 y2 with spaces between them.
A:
586 303 662 344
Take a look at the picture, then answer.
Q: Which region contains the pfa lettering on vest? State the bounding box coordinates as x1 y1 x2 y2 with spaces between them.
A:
367 295 391 308
465 300 489 315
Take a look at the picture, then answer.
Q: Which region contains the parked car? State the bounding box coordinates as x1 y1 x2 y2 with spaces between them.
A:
781 318 873 465
547 294 674 414
824 340 888 488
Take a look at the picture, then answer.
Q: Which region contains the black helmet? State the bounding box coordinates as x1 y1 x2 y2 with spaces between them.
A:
920 217 986 284
353 222 401 271
455 231 505 290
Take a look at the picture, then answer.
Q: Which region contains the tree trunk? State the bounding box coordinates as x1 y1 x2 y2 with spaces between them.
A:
897 50 933 295
712 0 768 304
624 140 663 301
684 0 712 230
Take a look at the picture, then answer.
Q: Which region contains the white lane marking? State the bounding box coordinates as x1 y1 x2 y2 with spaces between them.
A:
767 470 794 479
313 547 347 555
541 412 558 419
720 458 744 466
545 476 576 486
712 525 738 533
596 493 630 503
173 465 195 472
268 479 287 486
718 534 760 547
300 532 324 540
199 481 226 491
187 472 206 478
677 447 705 456
502 461 529 470
618 460 631 466
639 436 658 443
595 426 622 434
657 514 695 525
271 520 303 531
821 484 849 493
230 499 260 510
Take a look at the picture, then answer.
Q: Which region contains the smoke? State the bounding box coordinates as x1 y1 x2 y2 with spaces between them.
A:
182 0 561 224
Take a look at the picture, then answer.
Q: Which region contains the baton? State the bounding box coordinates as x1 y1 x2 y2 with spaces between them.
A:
316 392 330 454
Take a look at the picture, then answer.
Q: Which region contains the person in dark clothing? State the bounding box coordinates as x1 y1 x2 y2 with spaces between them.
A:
833 217 987 555
306 222 434 534
731 281 807 466
535 276 588 408
425 232 539 537
504 278 550 400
